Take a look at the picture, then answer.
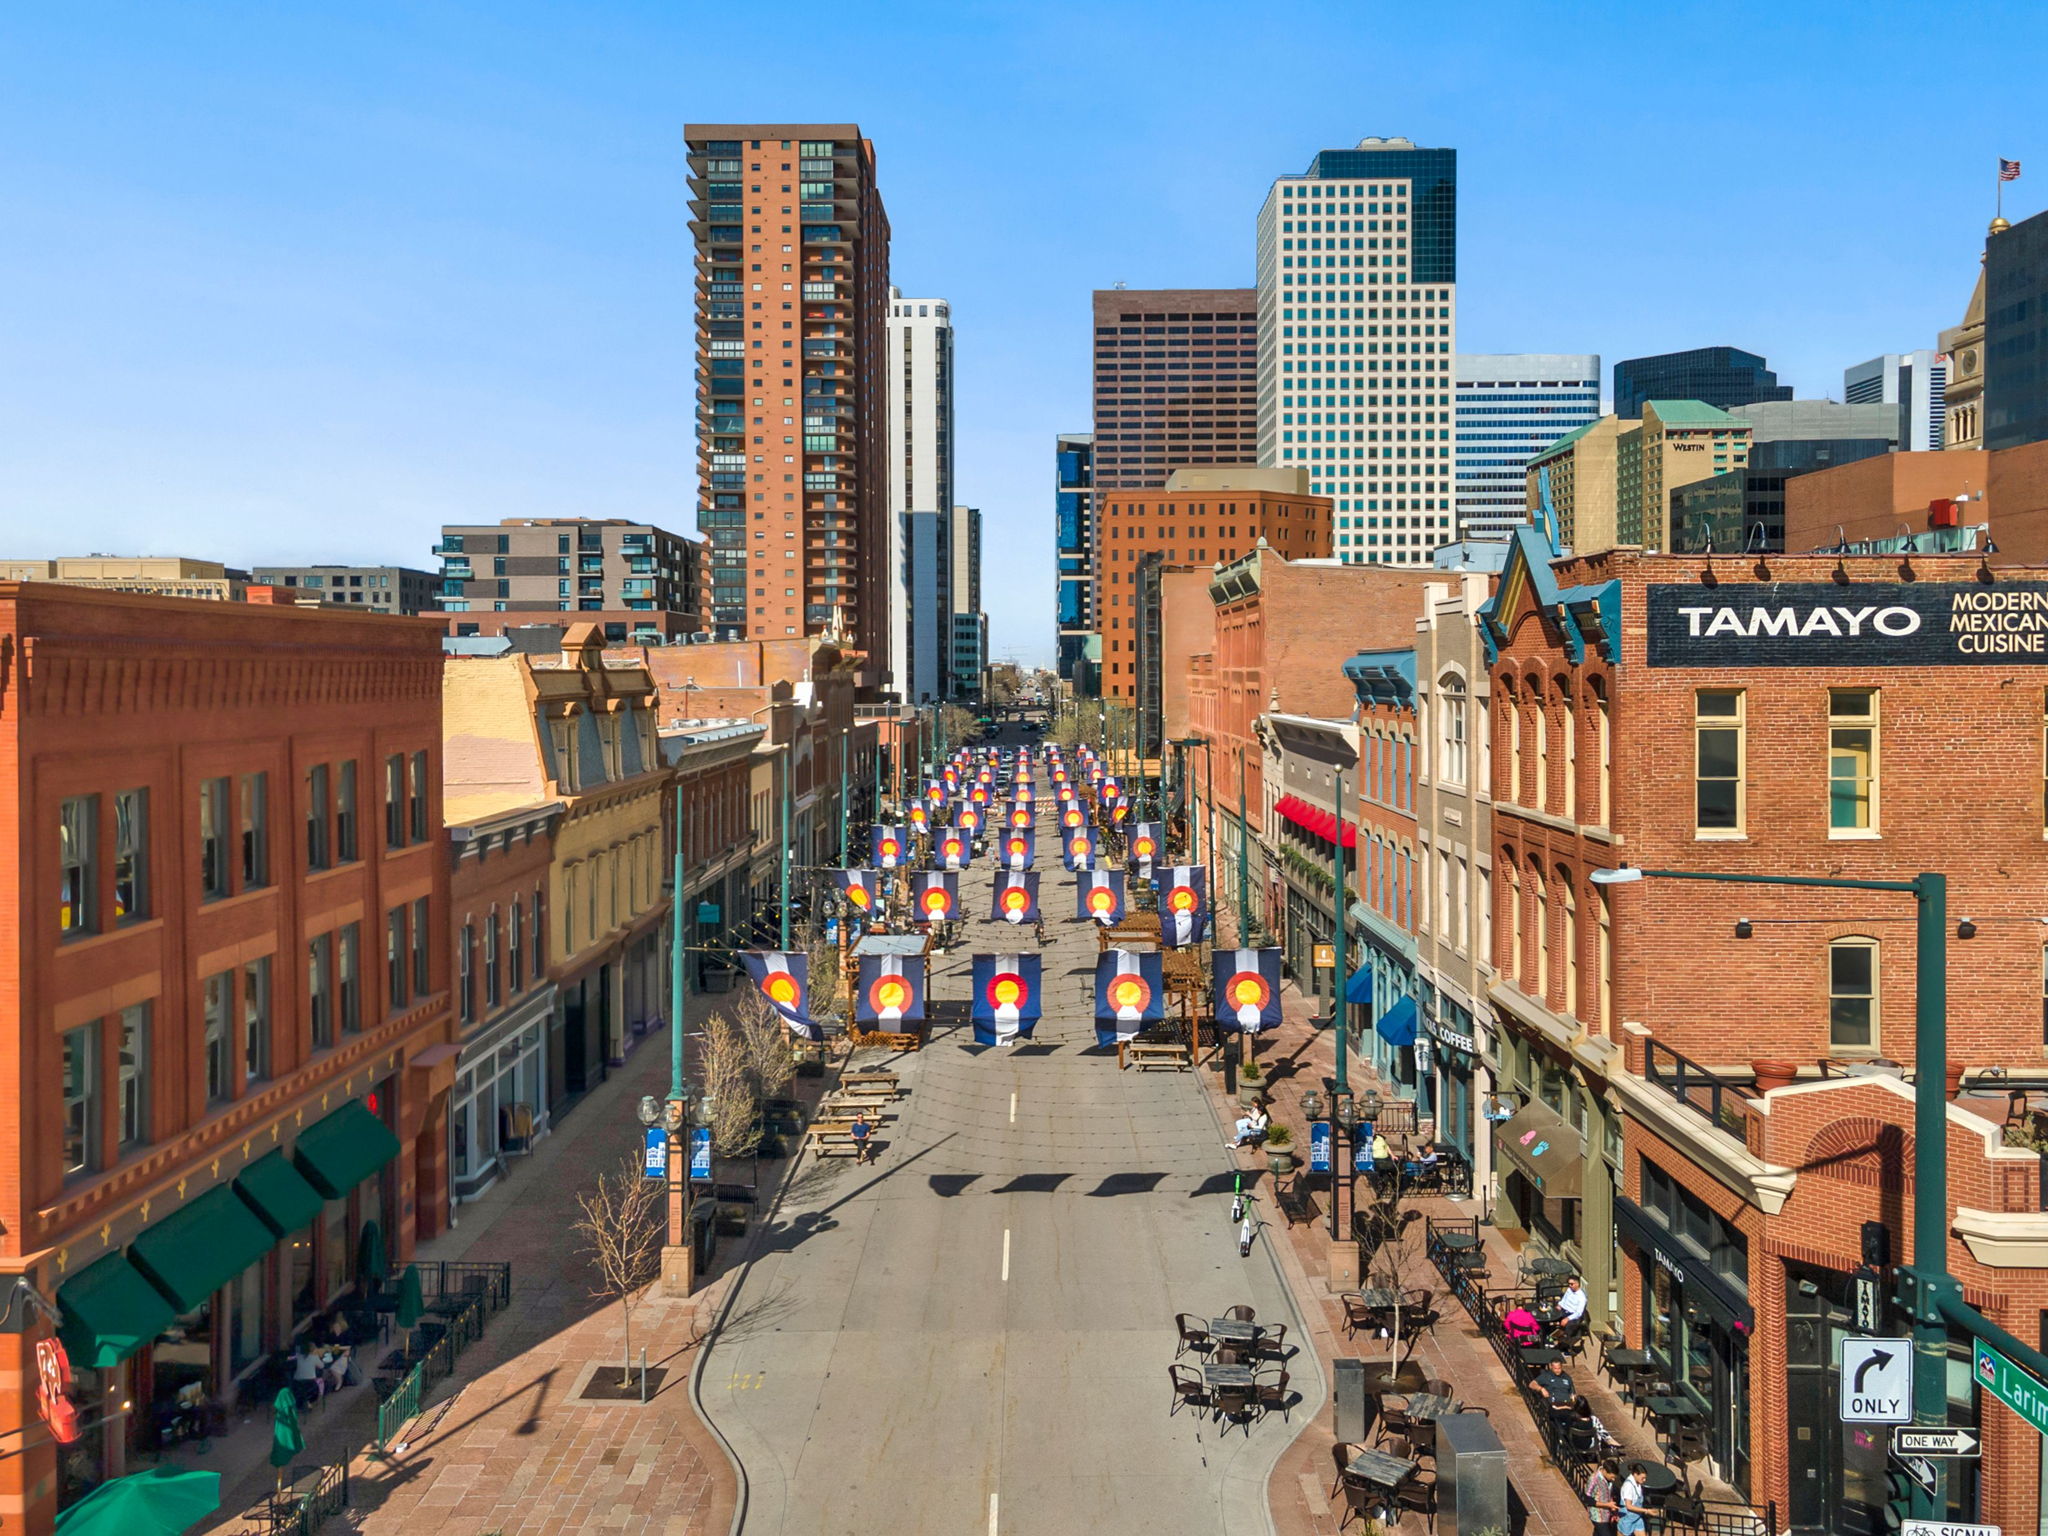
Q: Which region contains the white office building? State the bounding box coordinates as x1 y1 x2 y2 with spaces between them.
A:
886 289 955 699
1843 351 1947 452
1256 136 1458 565
1453 355 1601 542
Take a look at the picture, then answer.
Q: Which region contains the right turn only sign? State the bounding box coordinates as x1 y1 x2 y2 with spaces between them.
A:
1839 1337 1912 1423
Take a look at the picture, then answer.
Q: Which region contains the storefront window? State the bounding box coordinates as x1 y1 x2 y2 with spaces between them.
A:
152 1303 215 1433
322 1197 348 1302
228 1254 268 1375
288 1223 317 1326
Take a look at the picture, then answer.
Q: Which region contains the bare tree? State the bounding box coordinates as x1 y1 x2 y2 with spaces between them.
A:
573 1155 667 1386
802 919 844 1020
1359 1167 1442 1364
736 983 796 1103
702 1010 761 1158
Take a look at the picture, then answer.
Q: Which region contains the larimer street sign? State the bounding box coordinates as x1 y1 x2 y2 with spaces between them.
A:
1975 1339 2048 1438
1839 1337 1911 1423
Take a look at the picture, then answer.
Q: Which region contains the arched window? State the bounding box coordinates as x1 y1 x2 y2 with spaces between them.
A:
1596 883 1612 1036
1560 870 1579 1019
1532 868 1550 1003
1502 685 1521 805
1529 678 1548 811
1592 680 1611 828
1558 682 1577 821
1437 672 1468 787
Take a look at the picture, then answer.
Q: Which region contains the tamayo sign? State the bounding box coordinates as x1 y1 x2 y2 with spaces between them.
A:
1646 583 2048 667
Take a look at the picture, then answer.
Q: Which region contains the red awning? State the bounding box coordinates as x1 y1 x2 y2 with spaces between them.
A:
1274 795 1357 848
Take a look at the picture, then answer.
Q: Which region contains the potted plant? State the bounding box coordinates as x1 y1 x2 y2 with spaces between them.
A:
1238 1057 1265 1107
1751 1058 1799 1094
1264 1123 1296 1174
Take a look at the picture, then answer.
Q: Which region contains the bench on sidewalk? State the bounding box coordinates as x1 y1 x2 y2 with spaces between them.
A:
841 1070 900 1088
848 1029 922 1052
804 1129 864 1158
1274 1177 1321 1229
1120 1041 1191 1071
826 1083 899 1106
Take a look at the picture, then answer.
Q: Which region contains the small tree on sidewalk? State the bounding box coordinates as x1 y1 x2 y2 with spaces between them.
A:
1360 1167 1443 1365
573 1155 666 1387
737 984 796 1104
702 1009 761 1157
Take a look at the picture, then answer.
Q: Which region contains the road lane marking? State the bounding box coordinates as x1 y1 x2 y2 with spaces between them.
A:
989 1492 999 1533
1009 1091 1017 1124
1001 1229 1010 1282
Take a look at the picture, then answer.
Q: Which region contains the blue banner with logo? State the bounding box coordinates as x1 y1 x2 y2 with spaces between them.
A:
643 1127 669 1178
1309 1121 1333 1174
690 1126 713 1180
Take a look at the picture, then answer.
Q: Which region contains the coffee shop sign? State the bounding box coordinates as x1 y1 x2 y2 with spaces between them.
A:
1648 584 2048 666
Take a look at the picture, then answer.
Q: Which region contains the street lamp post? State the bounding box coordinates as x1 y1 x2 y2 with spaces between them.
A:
656 780 695 1295
1236 745 1252 944
779 747 793 949
1329 767 1350 1241
1592 863 2048 1525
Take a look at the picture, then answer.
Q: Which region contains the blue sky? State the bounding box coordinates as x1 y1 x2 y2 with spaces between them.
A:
3 1 2042 668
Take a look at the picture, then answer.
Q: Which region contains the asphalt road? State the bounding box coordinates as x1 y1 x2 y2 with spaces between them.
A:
697 731 1318 1535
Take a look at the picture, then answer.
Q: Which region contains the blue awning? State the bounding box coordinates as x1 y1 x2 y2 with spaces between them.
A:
1344 966 1375 1005
1375 996 1419 1047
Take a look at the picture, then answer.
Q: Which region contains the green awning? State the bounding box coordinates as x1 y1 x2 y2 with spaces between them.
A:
233 1150 325 1236
292 1099 402 1200
129 1184 277 1313
57 1253 178 1369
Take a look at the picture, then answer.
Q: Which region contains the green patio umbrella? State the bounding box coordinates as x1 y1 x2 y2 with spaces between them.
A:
357 1220 388 1291
394 1262 423 1332
54 1467 221 1535
268 1387 304 1470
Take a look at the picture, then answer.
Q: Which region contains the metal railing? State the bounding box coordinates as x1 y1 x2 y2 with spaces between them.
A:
265 1459 349 1536
416 1259 513 1311
373 1365 421 1452
1642 1039 1758 1143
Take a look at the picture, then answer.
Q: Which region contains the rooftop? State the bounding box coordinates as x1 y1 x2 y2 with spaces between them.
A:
1643 400 1747 426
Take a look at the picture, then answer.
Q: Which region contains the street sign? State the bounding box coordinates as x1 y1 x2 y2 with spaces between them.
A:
1312 943 1335 970
1854 1265 1882 1332
1309 1121 1332 1174
1891 1452 1938 1492
1896 1429 1982 1458
1974 1339 2048 1437
1839 1337 1912 1422
1901 1523 2000 1536
642 1127 669 1179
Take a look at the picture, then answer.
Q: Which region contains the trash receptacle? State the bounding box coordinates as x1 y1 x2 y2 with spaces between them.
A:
1332 1357 1368 1446
1435 1410 1508 1536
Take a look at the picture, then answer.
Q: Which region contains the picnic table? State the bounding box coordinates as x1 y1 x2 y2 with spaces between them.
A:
1121 1041 1190 1071
1345 1448 1419 1488
841 1070 899 1086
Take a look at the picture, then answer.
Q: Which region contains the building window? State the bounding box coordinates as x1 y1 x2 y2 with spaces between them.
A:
1828 688 1879 834
510 899 525 993
307 763 331 870
533 888 546 980
1562 874 1580 1019
1694 690 1745 835
338 922 361 1034
1593 685 1611 828
309 933 335 1050
59 795 98 938
485 912 502 1010
118 1003 150 1148
337 760 359 862
62 1023 100 1176
385 754 406 850
114 789 149 924
200 777 231 899
1560 690 1577 821
1829 938 1879 1050
387 907 408 1013
240 772 269 889
410 750 430 843
204 971 233 1103
459 920 476 1024
242 956 271 1086
412 896 431 999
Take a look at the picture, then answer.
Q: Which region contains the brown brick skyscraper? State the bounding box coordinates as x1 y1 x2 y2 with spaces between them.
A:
1090 289 1259 490
686 125 891 691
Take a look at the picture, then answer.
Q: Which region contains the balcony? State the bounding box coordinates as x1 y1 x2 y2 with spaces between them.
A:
1641 1038 1763 1149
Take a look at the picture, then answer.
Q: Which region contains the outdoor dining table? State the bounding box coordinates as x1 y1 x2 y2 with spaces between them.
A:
1433 1230 1479 1251
1525 1254 1574 1277
1647 1396 1705 1442
1345 1448 1419 1488
1401 1392 1460 1423
1354 1288 1401 1310
1626 1460 1680 1498
1209 1318 1262 1362
1518 1345 1565 1370
1203 1363 1257 1389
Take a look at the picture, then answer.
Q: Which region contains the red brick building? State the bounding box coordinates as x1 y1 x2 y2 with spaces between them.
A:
0 585 451 1527
1479 527 2048 1529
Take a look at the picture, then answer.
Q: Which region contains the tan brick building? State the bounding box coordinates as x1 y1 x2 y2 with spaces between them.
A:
1615 401 1752 550
1525 415 1624 553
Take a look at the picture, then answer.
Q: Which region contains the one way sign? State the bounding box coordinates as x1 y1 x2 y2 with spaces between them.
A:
1841 1337 1913 1423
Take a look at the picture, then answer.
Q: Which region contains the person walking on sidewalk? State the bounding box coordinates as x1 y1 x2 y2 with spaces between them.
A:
1615 1465 1649 1536
1584 1458 1619 1536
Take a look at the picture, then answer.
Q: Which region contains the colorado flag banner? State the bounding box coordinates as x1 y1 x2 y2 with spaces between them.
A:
855 954 926 1026
871 826 908 870
972 953 1042 1044
999 829 1035 871
991 870 1040 926
1212 948 1283 1033
956 803 983 835
1159 866 1209 949
907 801 931 831
1076 868 1127 926
1128 821 1163 877
835 869 879 920
1062 826 1097 872
1095 949 1164 1045
1005 802 1033 829
740 951 820 1040
932 828 972 870
911 871 960 924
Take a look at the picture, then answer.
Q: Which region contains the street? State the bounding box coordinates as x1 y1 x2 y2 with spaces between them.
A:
698 730 1318 1535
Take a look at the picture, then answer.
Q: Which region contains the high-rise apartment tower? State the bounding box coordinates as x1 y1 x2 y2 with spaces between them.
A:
1453 355 1600 542
685 123 891 687
1054 432 1099 695
885 288 954 700
1091 289 1260 490
1844 351 1947 451
1255 136 1459 566
1612 346 1791 418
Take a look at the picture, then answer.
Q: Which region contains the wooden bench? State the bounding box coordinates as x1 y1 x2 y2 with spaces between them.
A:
829 1082 899 1103
1274 1177 1321 1229
804 1129 864 1158
848 1029 922 1052
840 1071 900 1089
1120 1041 1191 1071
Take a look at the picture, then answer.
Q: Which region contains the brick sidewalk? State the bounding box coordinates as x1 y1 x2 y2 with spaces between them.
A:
195 1026 742 1536
1192 962 1617 1535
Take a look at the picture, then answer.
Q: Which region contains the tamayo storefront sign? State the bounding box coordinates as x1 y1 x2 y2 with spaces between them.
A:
1646 583 2048 666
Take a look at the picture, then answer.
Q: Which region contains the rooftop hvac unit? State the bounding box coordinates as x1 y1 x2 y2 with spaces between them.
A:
1928 499 1960 528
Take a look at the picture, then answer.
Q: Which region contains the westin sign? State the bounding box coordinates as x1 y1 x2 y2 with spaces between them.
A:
1646 583 2048 667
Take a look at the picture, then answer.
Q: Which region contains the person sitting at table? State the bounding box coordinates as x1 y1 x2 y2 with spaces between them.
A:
291 1341 327 1405
1370 1130 1393 1165
1529 1359 1576 1412
1417 1144 1441 1172
1556 1275 1589 1326
850 1111 876 1165
1503 1302 1543 1346
1570 1395 1618 1448
1231 1105 1270 1148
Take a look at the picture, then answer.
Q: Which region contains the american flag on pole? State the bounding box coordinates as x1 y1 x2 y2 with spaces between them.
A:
2001 158 2023 182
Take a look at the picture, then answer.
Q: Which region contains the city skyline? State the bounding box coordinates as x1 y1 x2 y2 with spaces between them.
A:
3 1 2042 668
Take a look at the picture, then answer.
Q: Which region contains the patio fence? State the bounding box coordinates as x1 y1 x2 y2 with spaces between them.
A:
373 1365 422 1453
264 1459 349 1536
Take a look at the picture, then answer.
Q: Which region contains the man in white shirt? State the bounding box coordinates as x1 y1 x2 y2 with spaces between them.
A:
1557 1276 1589 1325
